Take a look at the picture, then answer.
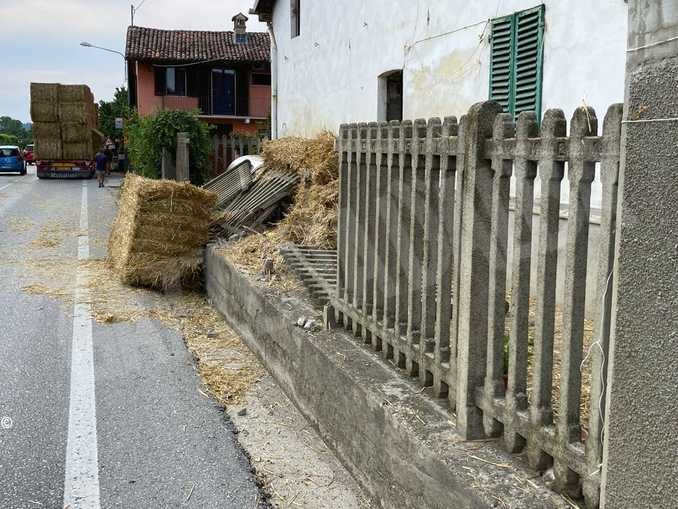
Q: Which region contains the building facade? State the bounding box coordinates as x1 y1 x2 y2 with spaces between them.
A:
252 1 627 139
125 14 271 141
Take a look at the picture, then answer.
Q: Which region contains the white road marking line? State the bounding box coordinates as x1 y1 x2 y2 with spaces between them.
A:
0 182 13 192
64 181 101 508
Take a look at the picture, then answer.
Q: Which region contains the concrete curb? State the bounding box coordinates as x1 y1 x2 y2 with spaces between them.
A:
205 246 567 509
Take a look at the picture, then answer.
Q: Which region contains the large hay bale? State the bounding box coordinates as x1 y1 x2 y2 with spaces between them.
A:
31 83 59 102
62 123 92 143
108 174 217 289
33 122 62 159
58 102 93 125
32 122 61 140
30 83 59 122
34 138 62 160
58 84 93 104
30 102 58 123
62 141 93 160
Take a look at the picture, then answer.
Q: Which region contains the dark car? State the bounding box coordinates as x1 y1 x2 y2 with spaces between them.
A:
0 146 26 175
23 144 35 164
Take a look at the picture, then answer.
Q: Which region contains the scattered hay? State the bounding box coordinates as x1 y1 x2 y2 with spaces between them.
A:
222 132 338 289
18 253 263 406
21 282 73 303
108 174 217 290
6 216 36 234
218 233 300 292
29 220 76 249
260 131 339 249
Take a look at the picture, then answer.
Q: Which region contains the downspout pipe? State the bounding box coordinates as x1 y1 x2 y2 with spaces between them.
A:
267 21 278 139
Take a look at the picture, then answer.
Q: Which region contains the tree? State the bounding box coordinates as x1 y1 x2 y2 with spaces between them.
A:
97 87 130 139
125 109 212 185
0 116 32 146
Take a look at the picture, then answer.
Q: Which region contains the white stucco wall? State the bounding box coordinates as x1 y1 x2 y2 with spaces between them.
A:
271 0 626 133
269 0 628 207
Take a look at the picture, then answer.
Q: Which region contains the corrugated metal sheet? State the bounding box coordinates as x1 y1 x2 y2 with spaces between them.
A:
280 244 337 305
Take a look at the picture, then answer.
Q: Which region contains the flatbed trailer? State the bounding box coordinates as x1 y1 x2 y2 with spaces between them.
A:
36 160 95 179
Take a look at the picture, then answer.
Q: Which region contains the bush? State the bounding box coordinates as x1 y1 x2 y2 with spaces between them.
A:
126 109 212 185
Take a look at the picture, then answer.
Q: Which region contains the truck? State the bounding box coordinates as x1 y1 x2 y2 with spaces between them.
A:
30 83 102 179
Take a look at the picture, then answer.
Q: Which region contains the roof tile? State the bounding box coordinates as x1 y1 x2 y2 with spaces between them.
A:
125 26 270 63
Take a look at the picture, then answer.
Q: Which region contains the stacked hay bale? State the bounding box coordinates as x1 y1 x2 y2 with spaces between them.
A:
108 174 217 290
30 83 102 160
30 83 61 159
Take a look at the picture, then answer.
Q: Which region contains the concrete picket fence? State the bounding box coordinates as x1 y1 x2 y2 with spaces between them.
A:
327 100 623 508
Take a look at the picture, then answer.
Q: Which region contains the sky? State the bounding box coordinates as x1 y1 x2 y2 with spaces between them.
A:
0 0 267 123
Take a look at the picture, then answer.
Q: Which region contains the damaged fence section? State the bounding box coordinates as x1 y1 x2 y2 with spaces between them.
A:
327 101 623 508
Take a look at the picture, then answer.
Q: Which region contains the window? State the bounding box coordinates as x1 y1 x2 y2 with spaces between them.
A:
251 73 271 86
489 5 544 120
291 0 300 38
235 33 247 44
154 67 187 96
0 147 20 157
378 70 403 122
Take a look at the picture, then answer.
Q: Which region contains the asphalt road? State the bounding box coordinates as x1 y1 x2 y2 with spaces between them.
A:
0 167 263 508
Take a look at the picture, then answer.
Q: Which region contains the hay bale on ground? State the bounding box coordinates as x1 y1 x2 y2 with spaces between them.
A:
108 174 217 290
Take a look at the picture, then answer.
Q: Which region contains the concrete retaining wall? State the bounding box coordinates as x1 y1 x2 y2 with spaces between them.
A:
205 246 568 509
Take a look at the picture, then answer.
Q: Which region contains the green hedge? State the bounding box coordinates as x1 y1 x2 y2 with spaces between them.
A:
126 109 212 185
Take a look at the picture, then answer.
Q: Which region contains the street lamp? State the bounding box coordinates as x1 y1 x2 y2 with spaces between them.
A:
80 41 128 91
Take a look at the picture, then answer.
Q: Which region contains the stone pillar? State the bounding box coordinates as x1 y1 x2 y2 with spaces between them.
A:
601 2 678 507
176 132 190 182
161 147 176 180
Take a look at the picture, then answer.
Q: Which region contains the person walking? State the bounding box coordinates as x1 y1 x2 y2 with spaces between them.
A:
95 148 107 188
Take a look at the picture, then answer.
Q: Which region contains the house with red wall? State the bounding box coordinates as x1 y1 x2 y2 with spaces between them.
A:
125 13 271 150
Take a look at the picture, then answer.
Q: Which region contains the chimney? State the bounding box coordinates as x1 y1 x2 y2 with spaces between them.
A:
232 12 248 35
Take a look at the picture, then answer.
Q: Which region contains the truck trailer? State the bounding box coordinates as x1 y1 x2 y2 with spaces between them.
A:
30 83 102 179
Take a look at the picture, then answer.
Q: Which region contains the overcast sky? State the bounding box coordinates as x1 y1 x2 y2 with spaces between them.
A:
0 0 267 123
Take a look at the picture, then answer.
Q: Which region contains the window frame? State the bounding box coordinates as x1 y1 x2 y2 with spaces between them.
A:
489 4 545 121
165 67 187 96
154 66 189 97
290 0 300 38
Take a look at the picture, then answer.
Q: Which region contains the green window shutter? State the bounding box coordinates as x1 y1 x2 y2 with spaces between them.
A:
490 5 544 120
489 15 514 114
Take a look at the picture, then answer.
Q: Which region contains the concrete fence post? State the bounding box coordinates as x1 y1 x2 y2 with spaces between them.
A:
176 132 190 182
601 1 678 507
161 147 176 180
455 101 502 440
